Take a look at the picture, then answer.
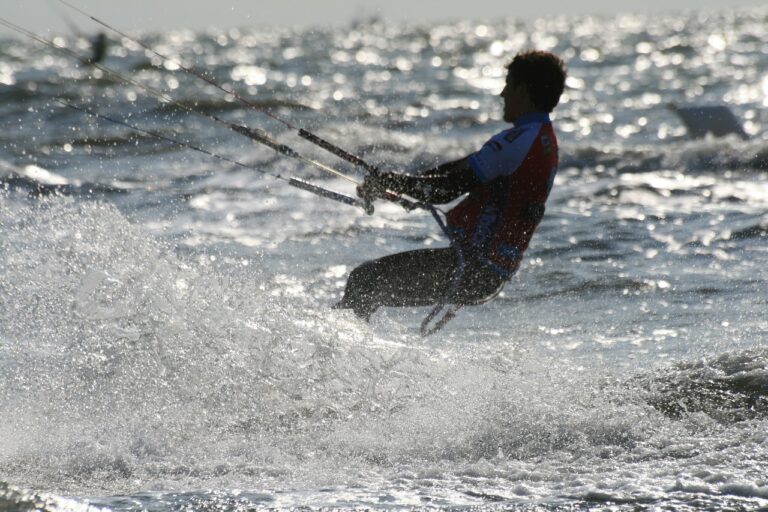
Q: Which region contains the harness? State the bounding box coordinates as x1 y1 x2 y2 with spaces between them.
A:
420 206 467 336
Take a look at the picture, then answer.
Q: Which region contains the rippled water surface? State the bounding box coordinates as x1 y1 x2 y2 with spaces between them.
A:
1 6 768 511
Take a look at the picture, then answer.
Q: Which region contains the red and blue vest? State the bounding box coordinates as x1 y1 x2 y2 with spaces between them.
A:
447 112 558 277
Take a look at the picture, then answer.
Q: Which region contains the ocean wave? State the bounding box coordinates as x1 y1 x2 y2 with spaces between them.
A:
0 163 130 197
0 482 103 512
729 219 768 240
563 139 768 174
629 348 768 423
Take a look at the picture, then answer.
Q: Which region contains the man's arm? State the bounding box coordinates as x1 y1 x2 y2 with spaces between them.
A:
364 157 481 204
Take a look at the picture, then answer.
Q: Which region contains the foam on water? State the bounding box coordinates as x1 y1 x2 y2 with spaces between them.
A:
0 196 407 487
1 195 767 510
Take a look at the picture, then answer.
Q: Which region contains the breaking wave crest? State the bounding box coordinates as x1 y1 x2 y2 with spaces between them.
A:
630 348 768 423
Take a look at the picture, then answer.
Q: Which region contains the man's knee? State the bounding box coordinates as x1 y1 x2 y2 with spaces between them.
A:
452 264 507 305
335 262 382 321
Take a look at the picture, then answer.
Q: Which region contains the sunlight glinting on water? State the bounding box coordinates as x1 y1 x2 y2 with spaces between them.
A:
1 5 767 510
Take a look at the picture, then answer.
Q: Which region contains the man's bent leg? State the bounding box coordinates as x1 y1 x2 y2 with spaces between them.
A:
335 248 459 320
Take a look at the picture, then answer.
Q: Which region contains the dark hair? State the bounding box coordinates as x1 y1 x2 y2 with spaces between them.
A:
507 50 567 113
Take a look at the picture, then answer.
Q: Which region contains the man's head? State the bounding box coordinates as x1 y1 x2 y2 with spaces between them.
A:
501 50 566 122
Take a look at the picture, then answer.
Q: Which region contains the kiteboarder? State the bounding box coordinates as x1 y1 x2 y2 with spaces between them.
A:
335 50 567 322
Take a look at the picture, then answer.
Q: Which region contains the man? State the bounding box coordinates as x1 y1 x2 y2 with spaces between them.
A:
335 50 567 323
82 32 107 65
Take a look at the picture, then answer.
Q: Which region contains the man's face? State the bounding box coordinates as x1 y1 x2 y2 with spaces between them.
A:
500 73 527 123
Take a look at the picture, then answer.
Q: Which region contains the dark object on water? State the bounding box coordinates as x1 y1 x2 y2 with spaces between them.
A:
669 103 749 140
83 32 107 64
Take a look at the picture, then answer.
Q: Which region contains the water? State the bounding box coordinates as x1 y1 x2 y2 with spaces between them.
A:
1 7 768 511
